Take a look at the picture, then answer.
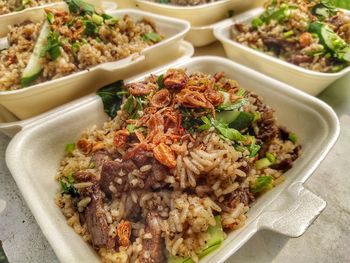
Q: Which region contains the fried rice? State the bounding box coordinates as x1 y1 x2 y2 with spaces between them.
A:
55 68 301 263
232 0 350 73
0 1 163 91
0 0 60 15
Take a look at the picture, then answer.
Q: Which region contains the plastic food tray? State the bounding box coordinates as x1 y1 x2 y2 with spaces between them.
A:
214 8 350 96
6 56 339 263
0 8 190 119
136 0 257 27
0 40 194 136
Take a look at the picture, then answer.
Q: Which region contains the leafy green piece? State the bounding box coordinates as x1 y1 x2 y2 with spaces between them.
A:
249 144 261 158
60 174 78 197
229 111 254 130
311 0 336 20
127 124 136 133
142 32 162 42
216 110 240 125
250 175 274 195
64 0 95 15
157 74 165 89
47 12 55 24
218 98 248 111
332 0 350 9
65 143 76 154
42 31 61 61
92 13 104 25
213 119 246 141
252 17 264 29
288 132 297 143
198 116 212 131
84 20 98 36
255 157 272 170
97 80 126 118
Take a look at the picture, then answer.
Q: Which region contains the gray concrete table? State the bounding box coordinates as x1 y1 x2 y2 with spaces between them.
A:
0 42 349 262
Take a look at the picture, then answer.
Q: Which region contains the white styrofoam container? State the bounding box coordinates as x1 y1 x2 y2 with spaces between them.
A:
214 8 350 96
5 56 338 263
186 18 232 47
136 0 257 27
0 0 110 32
0 8 190 120
0 40 194 136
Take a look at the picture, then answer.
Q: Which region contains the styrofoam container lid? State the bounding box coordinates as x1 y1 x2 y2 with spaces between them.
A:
213 8 350 96
5 56 339 263
0 8 191 120
136 0 257 27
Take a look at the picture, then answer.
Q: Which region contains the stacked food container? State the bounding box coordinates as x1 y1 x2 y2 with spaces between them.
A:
1 0 348 262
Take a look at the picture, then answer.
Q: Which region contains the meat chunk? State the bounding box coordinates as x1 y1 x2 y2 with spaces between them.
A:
144 160 168 189
270 158 293 171
223 187 255 210
90 151 111 169
100 160 136 197
85 186 115 249
139 213 166 263
288 54 313 65
132 150 153 168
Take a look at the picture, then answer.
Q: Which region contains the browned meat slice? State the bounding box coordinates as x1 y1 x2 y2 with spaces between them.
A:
262 37 295 54
222 187 255 211
85 186 115 249
270 145 301 172
91 151 111 169
132 150 153 168
139 213 166 263
100 160 137 197
288 54 313 65
249 93 278 145
270 158 293 171
74 171 95 182
144 160 168 189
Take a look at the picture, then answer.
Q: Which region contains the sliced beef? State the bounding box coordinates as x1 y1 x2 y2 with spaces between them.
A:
74 171 95 183
85 185 115 249
91 151 112 169
288 54 313 65
132 150 153 168
143 160 168 189
100 160 137 198
262 37 295 54
223 187 255 210
270 145 301 172
139 212 166 263
249 93 278 144
270 158 293 171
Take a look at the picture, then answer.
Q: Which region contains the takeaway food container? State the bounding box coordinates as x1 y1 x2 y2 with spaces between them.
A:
5 56 338 263
0 7 191 119
214 8 350 96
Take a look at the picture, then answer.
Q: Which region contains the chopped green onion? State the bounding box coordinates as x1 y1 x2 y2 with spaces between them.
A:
142 32 162 43
250 175 274 194
266 152 276 163
65 143 75 154
255 157 272 170
47 12 55 24
288 133 297 143
283 30 294 38
127 124 136 133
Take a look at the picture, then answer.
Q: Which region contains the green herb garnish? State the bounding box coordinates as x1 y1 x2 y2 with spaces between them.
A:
97 80 126 118
250 175 274 195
